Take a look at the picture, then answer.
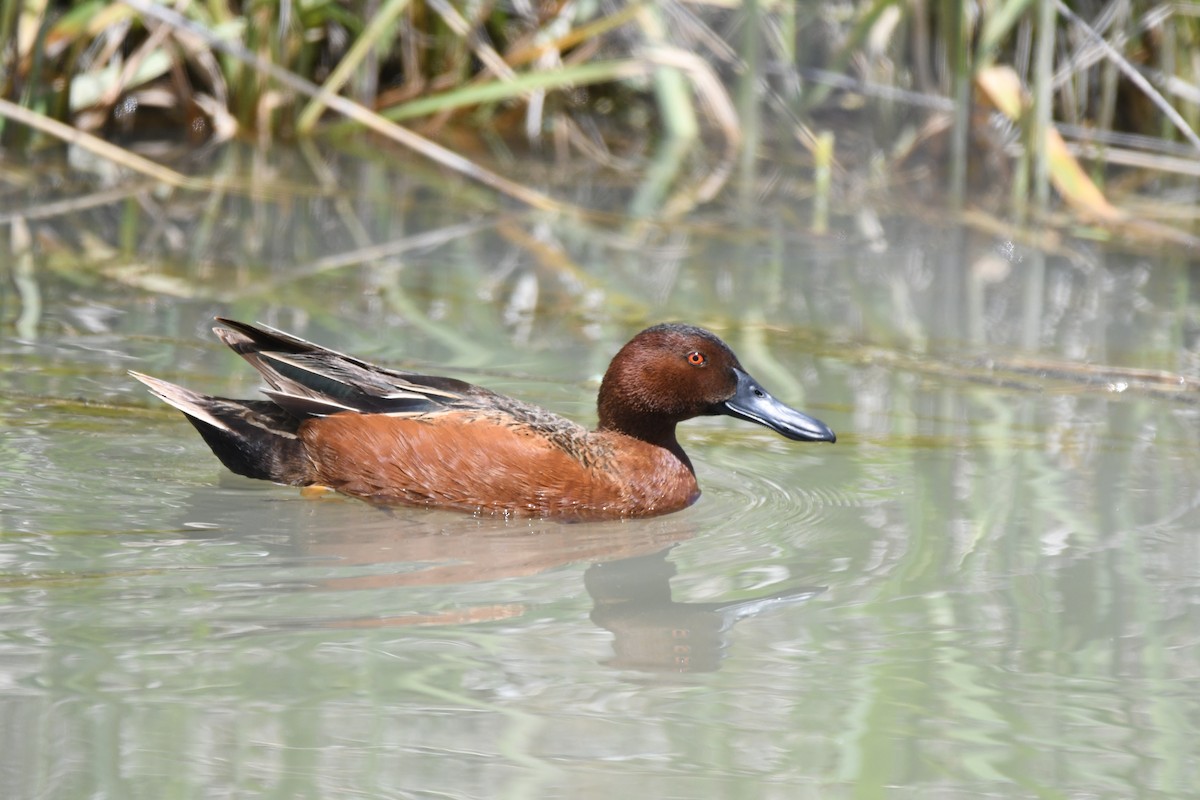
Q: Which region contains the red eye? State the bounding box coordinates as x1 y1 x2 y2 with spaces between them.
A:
687 351 706 366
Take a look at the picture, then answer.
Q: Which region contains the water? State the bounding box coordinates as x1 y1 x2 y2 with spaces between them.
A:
2 144 1200 797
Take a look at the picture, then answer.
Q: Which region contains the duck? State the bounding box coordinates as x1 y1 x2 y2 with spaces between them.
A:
131 319 835 519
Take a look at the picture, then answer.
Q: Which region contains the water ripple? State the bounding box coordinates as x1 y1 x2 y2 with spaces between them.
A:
686 436 856 534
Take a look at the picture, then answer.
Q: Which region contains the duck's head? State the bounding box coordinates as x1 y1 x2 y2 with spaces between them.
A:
597 323 836 446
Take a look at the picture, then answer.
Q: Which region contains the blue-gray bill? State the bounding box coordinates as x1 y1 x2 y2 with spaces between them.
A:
721 368 836 443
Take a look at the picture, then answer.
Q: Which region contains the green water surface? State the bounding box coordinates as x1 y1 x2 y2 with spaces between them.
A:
2 145 1198 799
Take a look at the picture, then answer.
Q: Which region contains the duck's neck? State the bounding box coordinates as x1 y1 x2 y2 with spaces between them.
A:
598 415 694 475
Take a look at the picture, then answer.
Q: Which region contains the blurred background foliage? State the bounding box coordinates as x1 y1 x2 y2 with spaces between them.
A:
1 0 1198 237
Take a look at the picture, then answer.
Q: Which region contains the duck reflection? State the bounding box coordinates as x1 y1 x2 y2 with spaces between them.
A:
295 509 825 673
586 550 824 673
182 485 825 673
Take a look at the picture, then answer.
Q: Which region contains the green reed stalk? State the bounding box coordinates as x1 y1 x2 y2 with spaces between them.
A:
296 0 412 135
1032 0 1056 216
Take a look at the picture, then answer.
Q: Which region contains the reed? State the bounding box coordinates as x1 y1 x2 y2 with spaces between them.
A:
0 0 1197 234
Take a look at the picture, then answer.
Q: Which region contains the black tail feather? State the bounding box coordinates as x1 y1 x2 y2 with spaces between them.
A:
214 318 356 360
131 372 312 485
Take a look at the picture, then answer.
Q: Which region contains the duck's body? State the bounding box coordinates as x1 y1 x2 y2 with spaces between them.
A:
132 319 834 519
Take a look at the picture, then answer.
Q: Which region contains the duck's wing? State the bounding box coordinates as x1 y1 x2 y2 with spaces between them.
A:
213 319 544 422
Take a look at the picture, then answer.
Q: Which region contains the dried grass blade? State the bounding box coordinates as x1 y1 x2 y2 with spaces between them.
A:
0 95 200 189
0 186 146 225
1054 0 1200 153
424 0 514 81
504 2 647 70
976 66 1123 223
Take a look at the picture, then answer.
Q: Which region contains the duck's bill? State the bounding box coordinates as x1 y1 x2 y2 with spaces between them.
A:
721 368 836 443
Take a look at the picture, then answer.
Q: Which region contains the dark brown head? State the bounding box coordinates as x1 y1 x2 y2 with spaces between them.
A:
597 323 836 450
